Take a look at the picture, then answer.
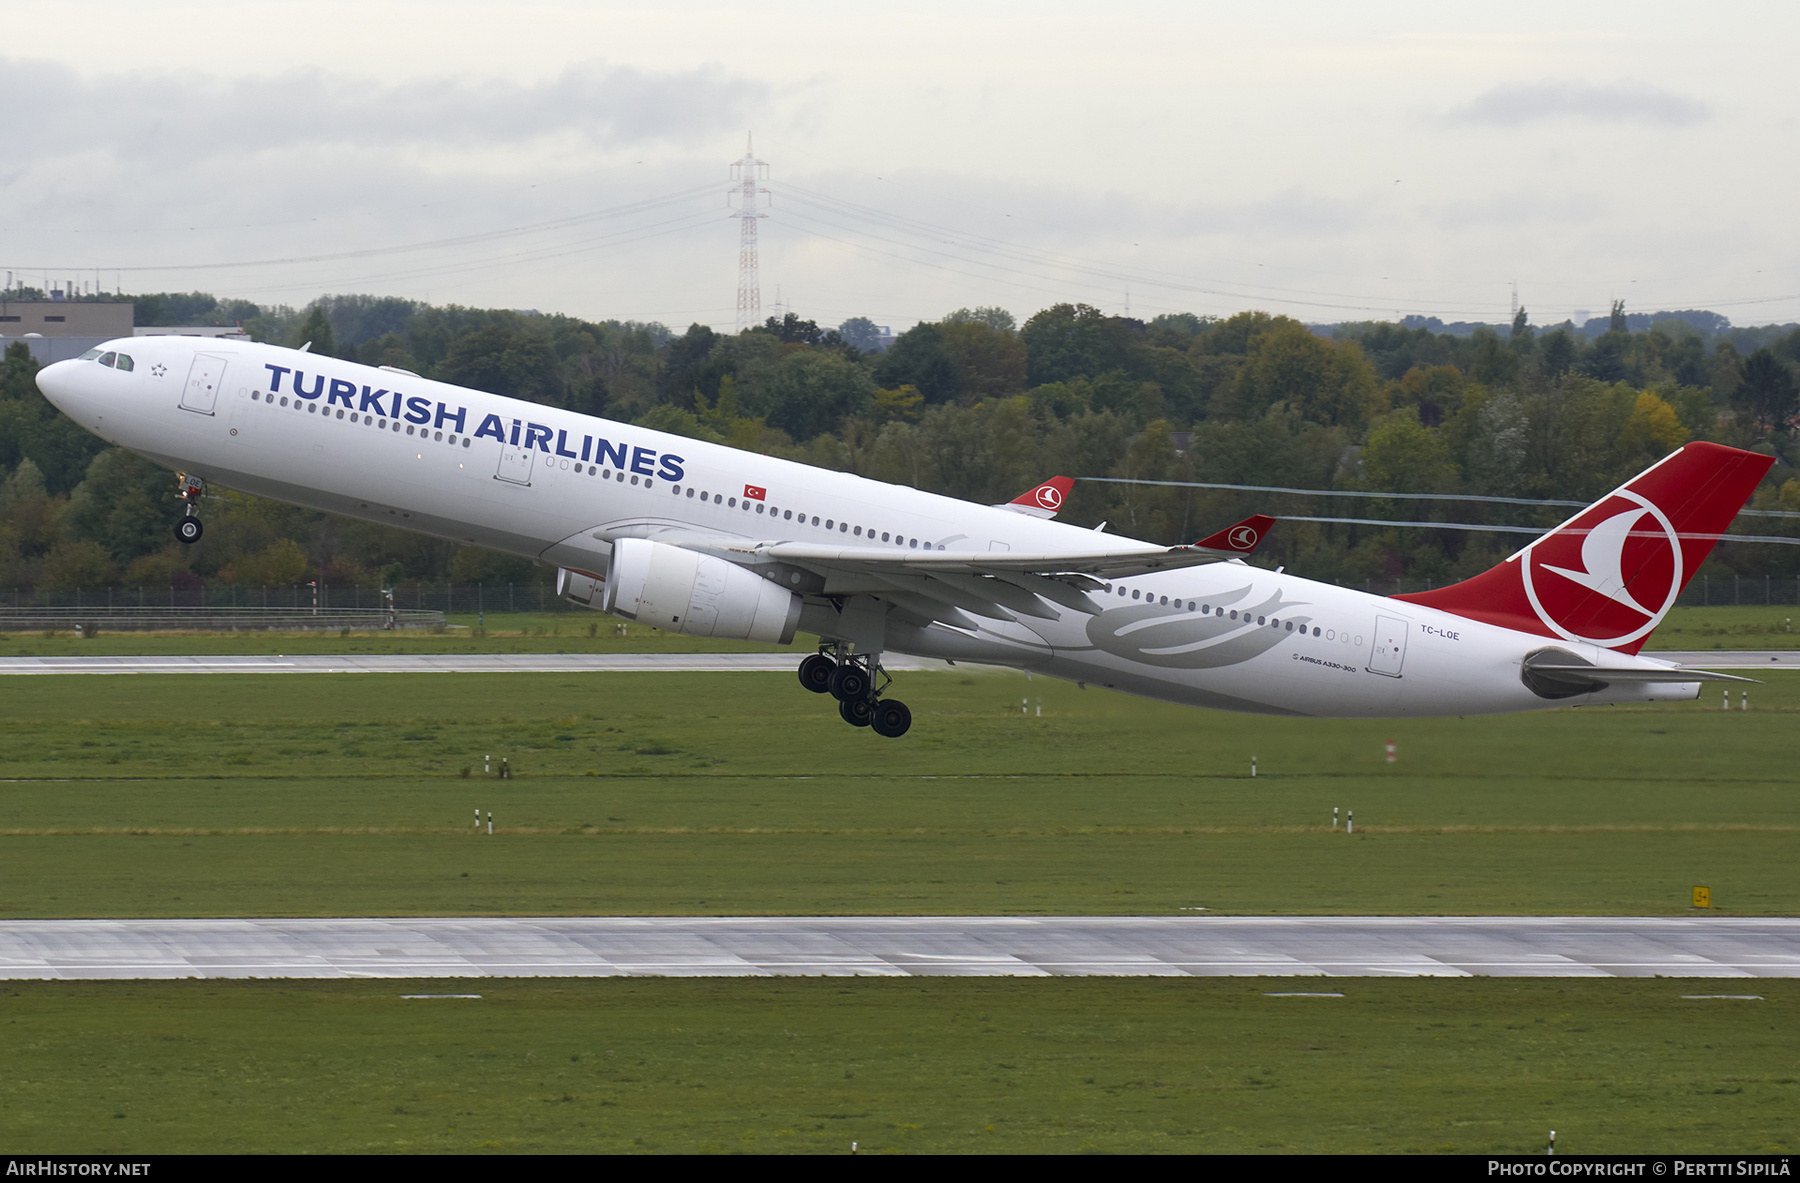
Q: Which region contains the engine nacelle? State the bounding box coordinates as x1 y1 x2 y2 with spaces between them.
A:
601 537 802 644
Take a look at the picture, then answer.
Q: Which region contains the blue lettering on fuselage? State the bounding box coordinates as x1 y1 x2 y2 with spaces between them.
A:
267 360 697 484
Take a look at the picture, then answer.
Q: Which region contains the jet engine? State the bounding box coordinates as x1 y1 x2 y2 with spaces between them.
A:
600 537 802 644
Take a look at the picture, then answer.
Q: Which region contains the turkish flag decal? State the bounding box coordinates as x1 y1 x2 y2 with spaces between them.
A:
743 484 766 501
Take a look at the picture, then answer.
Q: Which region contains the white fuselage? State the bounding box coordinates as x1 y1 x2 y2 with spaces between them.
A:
37 336 1699 717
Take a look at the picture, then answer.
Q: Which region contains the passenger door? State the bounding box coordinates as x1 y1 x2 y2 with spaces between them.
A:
180 354 229 415
1366 615 1409 677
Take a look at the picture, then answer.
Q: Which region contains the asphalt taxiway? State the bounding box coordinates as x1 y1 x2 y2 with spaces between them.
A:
3 916 1796 980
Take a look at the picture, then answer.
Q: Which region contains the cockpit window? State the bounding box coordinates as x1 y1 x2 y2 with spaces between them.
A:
79 348 104 361
114 354 134 372
98 352 117 368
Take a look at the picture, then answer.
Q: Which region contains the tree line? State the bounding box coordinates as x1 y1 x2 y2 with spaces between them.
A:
1 290 1796 595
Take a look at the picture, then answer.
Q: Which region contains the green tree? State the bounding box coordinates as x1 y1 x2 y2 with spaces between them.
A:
63 449 171 567
1020 303 1124 385
873 323 959 404
740 350 874 441
1360 408 1457 494
836 317 885 352
940 321 1027 401
289 305 336 356
1226 320 1383 429
437 323 561 405
1740 349 1798 434
942 306 1016 333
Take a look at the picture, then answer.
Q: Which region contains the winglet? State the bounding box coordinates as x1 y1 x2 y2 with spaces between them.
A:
997 475 1075 519
1195 514 1275 555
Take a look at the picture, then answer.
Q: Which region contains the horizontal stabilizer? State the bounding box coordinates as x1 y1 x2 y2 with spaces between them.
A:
1527 664 1756 686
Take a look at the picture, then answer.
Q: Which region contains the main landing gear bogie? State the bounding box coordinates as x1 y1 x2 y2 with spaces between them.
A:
800 648 911 738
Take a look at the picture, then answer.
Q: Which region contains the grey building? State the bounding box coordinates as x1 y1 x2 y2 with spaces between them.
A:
0 300 136 364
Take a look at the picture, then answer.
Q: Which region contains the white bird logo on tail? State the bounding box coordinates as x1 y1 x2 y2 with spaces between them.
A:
1539 507 1658 617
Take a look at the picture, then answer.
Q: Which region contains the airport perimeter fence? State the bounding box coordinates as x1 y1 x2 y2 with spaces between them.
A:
0 583 576 631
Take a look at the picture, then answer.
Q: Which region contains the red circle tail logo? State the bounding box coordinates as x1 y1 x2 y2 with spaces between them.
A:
1227 525 1258 550
1521 491 1681 647
1034 485 1063 510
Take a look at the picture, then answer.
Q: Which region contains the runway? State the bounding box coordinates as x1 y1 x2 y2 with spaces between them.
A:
0 652 1789 675
4 916 1797 980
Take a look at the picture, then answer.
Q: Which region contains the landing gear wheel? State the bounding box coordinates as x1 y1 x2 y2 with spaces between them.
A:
838 697 873 727
828 664 870 702
870 699 912 738
174 517 204 545
798 653 836 694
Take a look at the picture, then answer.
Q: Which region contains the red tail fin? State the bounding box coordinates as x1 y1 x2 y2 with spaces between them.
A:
1393 442 1772 654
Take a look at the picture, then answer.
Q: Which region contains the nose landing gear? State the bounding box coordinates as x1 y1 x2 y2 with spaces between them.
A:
798 645 912 738
173 474 207 544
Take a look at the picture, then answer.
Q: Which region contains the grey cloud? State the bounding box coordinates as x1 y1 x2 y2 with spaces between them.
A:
1446 80 1711 128
0 57 768 164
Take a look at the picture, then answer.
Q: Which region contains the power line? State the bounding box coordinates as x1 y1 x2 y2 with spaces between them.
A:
1081 476 1800 520
1275 515 1800 545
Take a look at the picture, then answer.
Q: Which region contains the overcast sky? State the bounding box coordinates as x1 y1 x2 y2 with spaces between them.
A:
4 0 1796 332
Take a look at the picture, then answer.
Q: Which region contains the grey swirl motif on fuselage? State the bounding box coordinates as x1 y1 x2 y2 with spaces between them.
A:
1084 586 1313 669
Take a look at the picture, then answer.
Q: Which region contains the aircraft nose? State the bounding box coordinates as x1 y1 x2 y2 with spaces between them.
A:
35 358 84 413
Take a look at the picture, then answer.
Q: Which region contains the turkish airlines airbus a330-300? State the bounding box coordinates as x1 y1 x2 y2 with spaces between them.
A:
35 336 1772 738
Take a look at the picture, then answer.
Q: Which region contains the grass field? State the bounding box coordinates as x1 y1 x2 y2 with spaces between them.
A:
4 977 1793 1154
1 666 1795 918
3 636 1796 1154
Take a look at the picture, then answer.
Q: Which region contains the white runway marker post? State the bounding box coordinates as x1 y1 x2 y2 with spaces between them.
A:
1348 809 1353 835
486 810 492 836
1251 756 1257 778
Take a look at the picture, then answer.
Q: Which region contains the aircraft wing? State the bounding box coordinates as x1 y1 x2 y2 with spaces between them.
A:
658 537 1262 630
756 540 1244 579
633 516 1278 631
